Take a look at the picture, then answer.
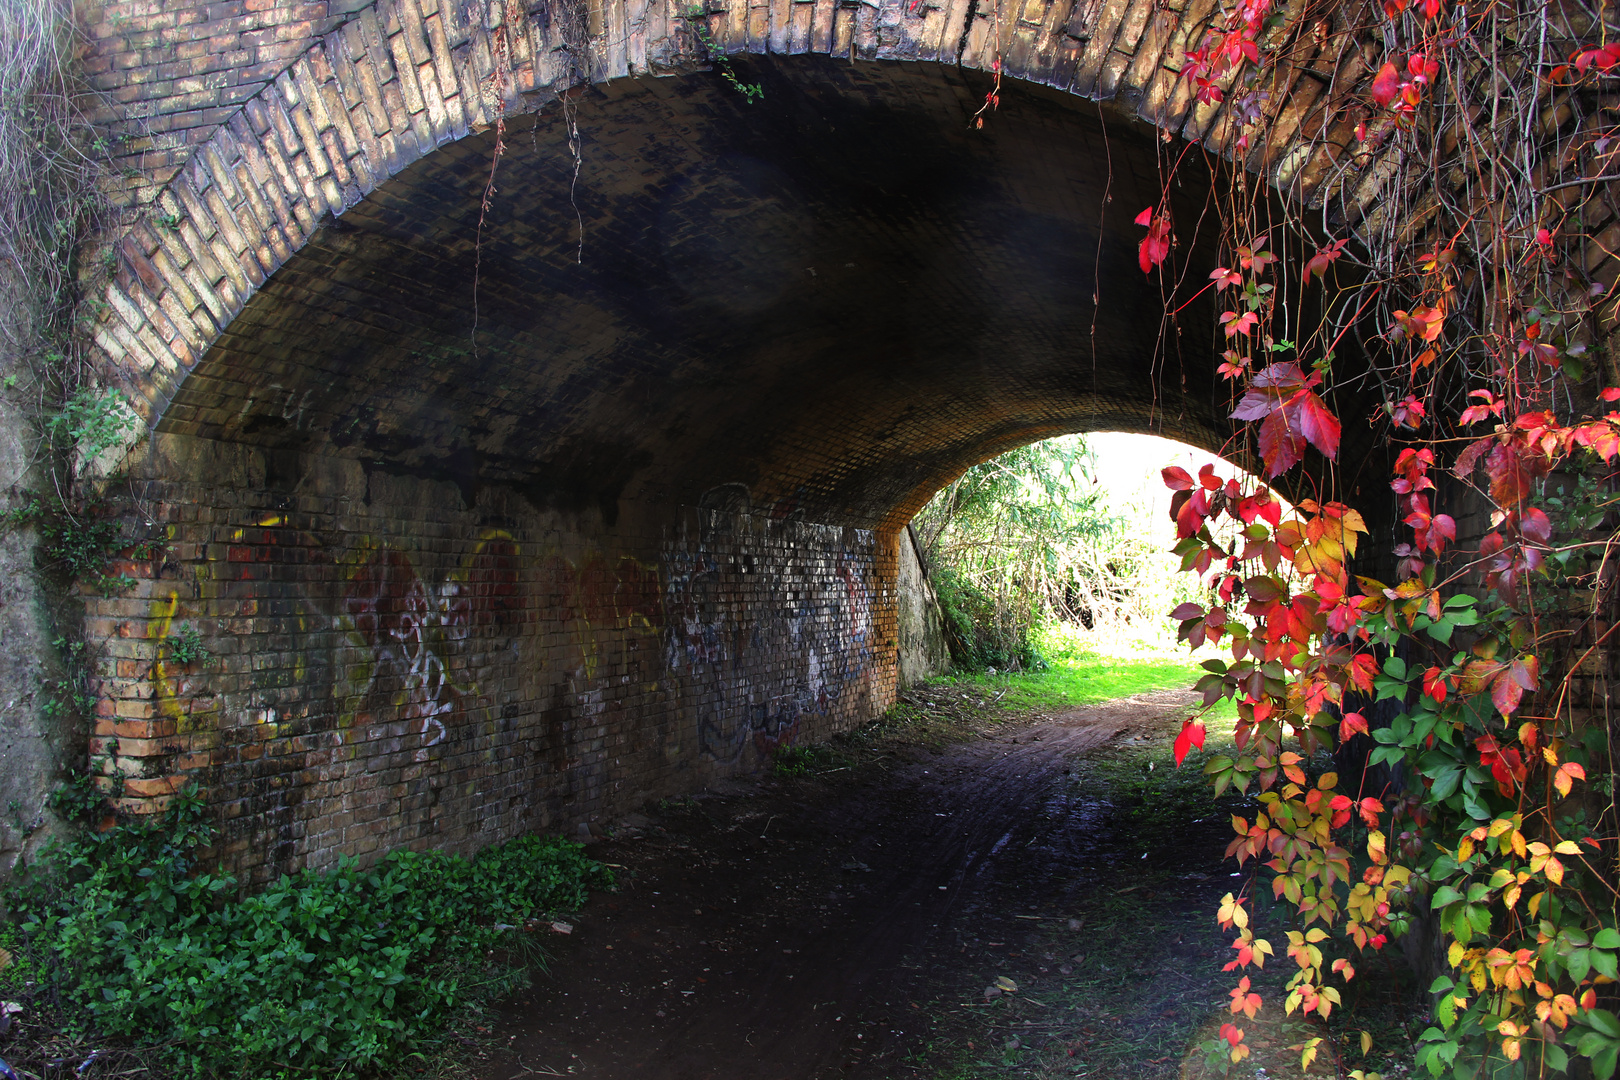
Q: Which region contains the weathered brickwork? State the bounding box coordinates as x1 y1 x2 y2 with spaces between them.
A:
60 0 1464 876
76 0 1430 432
87 434 894 882
85 0 389 207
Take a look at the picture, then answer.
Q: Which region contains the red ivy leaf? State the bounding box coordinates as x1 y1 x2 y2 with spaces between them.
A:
1491 671 1525 717
1509 655 1539 692
1173 719 1207 766
1303 239 1348 284
1339 711 1369 742
1137 210 1173 274
1258 410 1306 477
1163 465 1195 491
1519 506 1552 545
1422 666 1449 703
1296 390 1342 460
1370 61 1403 107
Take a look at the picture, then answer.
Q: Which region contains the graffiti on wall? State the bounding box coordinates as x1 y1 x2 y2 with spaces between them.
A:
150 516 665 760
663 500 877 764
543 552 662 683
344 549 471 750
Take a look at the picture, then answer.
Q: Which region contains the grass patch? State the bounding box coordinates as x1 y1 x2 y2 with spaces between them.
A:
942 643 1238 727
964 652 1204 711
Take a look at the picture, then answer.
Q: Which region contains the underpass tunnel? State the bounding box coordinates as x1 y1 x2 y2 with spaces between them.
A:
152 55 1233 531
100 55 1367 879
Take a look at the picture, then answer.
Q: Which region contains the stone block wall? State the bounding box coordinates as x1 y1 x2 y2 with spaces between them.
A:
86 433 895 883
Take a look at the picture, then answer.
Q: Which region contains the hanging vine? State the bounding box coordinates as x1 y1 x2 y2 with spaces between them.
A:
1141 0 1620 1073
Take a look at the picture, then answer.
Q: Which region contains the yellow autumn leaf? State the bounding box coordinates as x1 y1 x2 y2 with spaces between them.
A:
1553 840 1581 855
1553 762 1585 798
1361 1030 1374 1056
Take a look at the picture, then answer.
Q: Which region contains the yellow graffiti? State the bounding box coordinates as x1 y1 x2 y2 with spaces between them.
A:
146 590 217 735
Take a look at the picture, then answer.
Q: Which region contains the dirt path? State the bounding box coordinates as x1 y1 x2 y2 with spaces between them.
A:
473 689 1351 1080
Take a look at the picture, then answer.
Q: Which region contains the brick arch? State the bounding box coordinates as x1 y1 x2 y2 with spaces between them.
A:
90 0 1377 438
134 56 1255 533
75 0 1396 874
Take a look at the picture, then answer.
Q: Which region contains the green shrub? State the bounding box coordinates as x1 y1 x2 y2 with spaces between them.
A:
4 787 611 1077
931 566 1045 672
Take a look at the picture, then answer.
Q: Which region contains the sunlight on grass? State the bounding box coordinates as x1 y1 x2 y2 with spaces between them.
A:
964 652 1198 711
943 619 1239 727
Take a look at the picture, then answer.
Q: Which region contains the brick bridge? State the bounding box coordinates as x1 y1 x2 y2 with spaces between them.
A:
64 0 1396 881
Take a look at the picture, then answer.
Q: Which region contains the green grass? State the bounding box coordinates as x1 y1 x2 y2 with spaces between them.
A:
947 647 1239 724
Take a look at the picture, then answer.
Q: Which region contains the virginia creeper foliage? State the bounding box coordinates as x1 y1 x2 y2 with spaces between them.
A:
1147 0 1620 1072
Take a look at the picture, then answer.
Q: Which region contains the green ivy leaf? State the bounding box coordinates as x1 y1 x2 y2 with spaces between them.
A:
1431 886 1464 909
1586 1007 1620 1040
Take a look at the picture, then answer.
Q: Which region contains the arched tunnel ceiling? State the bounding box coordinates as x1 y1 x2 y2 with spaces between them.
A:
158 55 1233 528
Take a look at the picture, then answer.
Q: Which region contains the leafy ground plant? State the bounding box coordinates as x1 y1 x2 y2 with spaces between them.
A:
0 788 612 1079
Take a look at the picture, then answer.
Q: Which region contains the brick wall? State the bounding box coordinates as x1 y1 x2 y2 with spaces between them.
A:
81 0 377 208
89 433 894 883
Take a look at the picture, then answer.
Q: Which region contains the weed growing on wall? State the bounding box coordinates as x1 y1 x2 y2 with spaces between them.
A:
0 0 152 847
0 494 144 595
682 10 766 103
1 788 613 1077
162 623 210 666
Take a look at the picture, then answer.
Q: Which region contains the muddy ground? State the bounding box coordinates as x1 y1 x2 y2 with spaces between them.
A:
472 686 1424 1080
